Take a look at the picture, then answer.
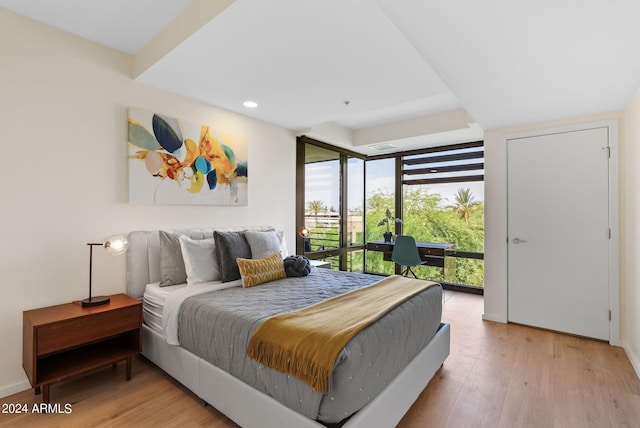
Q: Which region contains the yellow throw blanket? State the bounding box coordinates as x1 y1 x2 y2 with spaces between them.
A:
247 275 438 392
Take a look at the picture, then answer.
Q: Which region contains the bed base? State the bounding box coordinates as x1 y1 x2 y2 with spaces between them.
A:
141 322 450 428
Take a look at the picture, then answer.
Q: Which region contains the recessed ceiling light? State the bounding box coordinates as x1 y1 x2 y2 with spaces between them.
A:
243 101 258 108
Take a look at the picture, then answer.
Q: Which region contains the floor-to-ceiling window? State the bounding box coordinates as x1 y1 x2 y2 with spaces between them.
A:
296 137 484 292
364 157 396 274
400 142 484 290
296 137 366 271
303 144 341 252
346 156 365 271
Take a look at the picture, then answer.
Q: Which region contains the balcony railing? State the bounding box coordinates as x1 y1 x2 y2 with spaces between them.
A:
302 216 484 290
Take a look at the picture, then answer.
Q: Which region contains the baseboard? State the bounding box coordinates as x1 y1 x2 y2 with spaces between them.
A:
622 341 640 381
0 380 30 399
482 313 507 323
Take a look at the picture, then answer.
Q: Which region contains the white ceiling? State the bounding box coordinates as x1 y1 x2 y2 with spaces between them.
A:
0 0 192 55
3 0 640 155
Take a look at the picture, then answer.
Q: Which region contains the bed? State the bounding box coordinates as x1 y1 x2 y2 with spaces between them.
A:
126 227 450 428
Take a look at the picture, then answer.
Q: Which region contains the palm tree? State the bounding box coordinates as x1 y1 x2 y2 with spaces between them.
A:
306 200 327 226
448 188 479 225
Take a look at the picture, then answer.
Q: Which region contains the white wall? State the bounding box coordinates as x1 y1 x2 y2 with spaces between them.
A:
622 88 640 377
0 9 296 397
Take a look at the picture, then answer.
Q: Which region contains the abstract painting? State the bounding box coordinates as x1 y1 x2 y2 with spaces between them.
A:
128 108 248 205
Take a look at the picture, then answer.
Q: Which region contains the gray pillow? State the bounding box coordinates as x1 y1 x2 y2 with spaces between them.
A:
244 230 282 259
159 231 187 287
214 231 252 282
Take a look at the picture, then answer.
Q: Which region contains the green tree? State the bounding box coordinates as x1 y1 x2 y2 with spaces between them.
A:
364 190 394 274
363 186 485 287
407 202 484 286
448 188 480 225
402 187 442 234
306 200 326 226
366 190 393 215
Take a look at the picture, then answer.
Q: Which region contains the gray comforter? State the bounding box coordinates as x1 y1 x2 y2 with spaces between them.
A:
177 268 442 424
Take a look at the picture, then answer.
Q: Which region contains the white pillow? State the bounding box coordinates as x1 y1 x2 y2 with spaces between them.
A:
178 235 220 285
244 230 284 259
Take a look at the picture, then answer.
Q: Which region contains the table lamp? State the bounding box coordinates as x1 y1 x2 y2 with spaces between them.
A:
83 234 128 307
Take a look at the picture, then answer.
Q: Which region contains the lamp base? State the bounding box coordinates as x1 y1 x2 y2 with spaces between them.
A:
81 296 111 307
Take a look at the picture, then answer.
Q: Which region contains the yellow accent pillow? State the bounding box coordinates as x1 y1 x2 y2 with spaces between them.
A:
236 252 286 288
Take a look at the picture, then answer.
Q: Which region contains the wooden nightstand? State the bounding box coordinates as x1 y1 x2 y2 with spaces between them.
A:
23 293 142 403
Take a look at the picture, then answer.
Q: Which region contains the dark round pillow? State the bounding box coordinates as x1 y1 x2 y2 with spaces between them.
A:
283 255 312 277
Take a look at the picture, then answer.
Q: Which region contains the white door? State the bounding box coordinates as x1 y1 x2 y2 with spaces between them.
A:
507 127 610 340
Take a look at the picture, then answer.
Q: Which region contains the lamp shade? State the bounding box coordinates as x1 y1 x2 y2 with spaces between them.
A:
103 235 128 255
299 227 310 238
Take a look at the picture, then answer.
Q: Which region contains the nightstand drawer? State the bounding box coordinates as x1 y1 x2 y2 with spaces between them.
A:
37 305 141 355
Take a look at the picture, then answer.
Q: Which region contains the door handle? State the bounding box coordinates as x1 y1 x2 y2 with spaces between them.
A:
512 238 528 244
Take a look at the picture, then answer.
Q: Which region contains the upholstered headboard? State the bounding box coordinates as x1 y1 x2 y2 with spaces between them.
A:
126 226 281 299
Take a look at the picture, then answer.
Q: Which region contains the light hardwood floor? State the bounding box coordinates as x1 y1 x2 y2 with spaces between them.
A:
2 291 639 428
